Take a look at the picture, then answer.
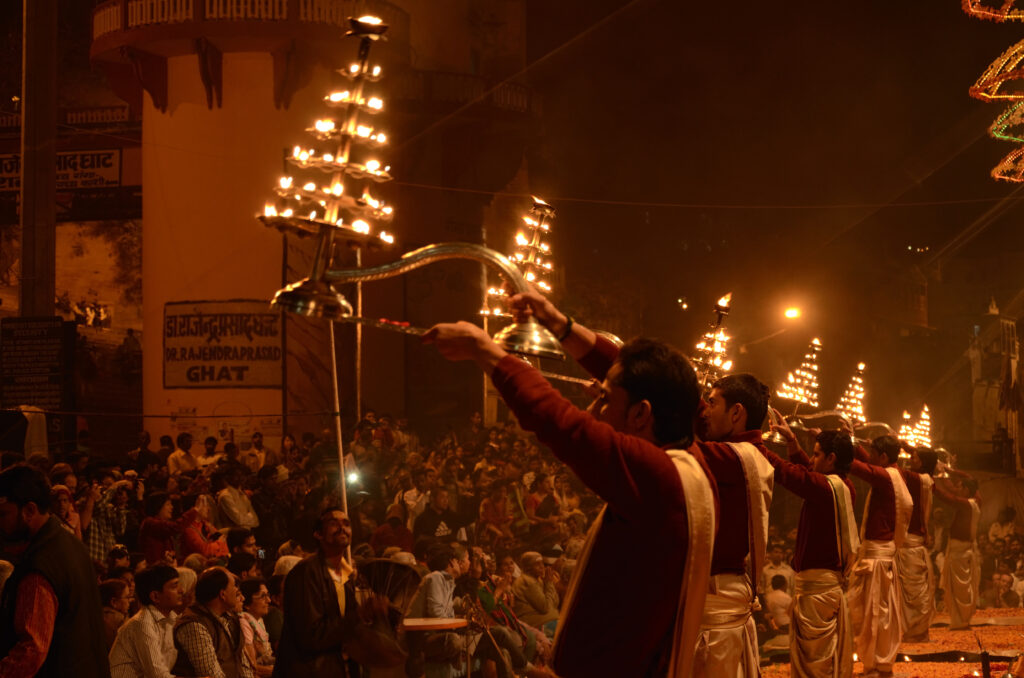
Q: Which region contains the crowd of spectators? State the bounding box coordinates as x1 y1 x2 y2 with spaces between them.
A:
0 409 601 677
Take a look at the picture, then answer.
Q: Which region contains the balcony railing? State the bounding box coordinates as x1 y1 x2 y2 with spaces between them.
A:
206 0 286 20
0 106 136 132
92 0 410 45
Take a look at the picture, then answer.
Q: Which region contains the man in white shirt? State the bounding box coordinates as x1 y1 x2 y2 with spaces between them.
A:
759 543 795 594
109 564 181 678
218 464 260 529
763 574 792 630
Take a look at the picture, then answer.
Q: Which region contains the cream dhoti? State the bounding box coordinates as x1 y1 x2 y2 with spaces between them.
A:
693 573 759 678
895 533 934 641
942 537 980 630
789 569 852 678
847 540 904 673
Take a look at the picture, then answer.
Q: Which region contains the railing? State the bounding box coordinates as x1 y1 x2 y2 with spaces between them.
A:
0 107 136 131
206 0 286 20
93 0 410 42
93 1 123 39
65 106 132 125
127 0 194 28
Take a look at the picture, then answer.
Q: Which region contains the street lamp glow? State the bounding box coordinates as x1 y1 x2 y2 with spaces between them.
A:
784 307 801 319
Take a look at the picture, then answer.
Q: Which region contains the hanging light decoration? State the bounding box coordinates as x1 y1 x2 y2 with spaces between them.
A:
835 362 867 425
257 15 396 246
481 198 556 317
963 0 1024 22
776 338 823 409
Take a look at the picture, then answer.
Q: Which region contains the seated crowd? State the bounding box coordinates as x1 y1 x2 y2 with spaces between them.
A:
0 410 599 678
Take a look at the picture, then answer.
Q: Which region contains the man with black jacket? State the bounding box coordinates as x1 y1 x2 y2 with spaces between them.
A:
0 464 110 677
273 508 359 677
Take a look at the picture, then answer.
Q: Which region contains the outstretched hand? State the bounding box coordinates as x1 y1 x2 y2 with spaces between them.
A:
508 289 568 335
768 407 797 443
421 321 507 370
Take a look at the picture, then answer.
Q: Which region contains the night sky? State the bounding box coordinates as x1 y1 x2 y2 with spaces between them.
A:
520 0 1024 419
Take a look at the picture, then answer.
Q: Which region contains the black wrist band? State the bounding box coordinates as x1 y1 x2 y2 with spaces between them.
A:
557 316 574 342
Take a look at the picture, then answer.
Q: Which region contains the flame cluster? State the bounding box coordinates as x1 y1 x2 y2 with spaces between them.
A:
482 198 556 317
899 405 932 447
692 328 733 383
835 362 867 424
259 16 396 244
776 338 822 407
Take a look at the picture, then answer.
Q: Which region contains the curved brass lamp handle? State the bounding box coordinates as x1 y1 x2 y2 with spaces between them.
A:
324 242 528 293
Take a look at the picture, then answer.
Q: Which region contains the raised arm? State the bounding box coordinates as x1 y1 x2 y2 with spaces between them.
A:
422 321 688 522
933 478 971 506
508 290 600 366
491 357 685 521
768 407 811 467
756 445 832 501
849 459 896 488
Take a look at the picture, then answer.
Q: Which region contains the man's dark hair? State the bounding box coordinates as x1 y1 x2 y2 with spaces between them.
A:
711 373 771 431
108 565 133 581
413 537 434 562
770 574 788 591
816 430 854 475
0 465 51 512
176 433 192 449
615 338 700 446
268 574 285 598
871 435 901 465
257 466 277 482
916 448 938 475
226 527 253 552
227 552 258 578
99 578 128 607
144 491 170 518
239 578 266 607
135 564 179 606
159 435 173 448
426 543 455 572
195 567 231 604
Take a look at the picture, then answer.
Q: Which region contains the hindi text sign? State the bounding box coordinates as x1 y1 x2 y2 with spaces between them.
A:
163 300 283 389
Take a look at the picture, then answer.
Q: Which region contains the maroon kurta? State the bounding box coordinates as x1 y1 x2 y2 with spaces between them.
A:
491 336 719 678
900 469 927 538
933 481 979 541
849 454 898 541
694 430 769 576
761 446 855 572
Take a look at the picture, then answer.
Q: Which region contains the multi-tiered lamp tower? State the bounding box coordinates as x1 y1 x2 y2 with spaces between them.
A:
482 198 556 317
776 338 823 412
691 294 733 393
260 16 395 251
835 362 868 425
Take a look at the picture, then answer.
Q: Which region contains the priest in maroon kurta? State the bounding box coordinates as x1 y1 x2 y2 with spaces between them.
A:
894 450 936 642
423 291 718 678
934 471 981 630
765 418 859 678
692 374 776 678
847 436 913 676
